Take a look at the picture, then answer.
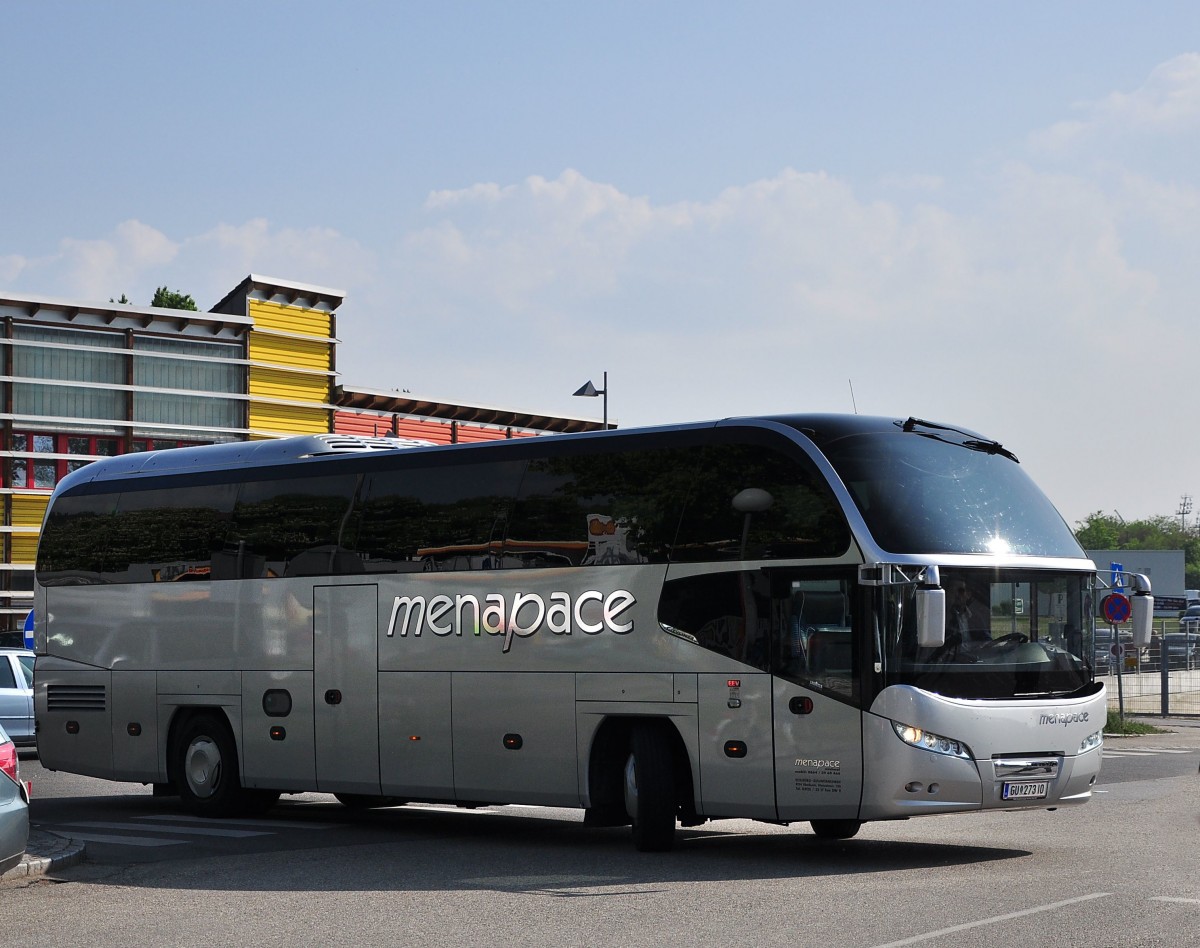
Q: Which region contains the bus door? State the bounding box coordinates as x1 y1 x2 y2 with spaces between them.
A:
314 584 380 794
771 584 864 822
665 568 864 821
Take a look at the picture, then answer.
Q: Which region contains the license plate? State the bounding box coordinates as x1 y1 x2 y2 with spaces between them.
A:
1002 781 1049 801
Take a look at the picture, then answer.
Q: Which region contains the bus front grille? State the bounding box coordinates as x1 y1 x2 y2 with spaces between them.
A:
46 684 107 712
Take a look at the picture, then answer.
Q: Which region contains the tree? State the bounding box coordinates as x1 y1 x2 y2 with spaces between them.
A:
150 286 198 311
109 294 131 305
1074 511 1200 589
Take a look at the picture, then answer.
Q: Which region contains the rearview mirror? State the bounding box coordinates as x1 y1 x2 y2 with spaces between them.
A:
916 586 946 648
1131 594 1153 647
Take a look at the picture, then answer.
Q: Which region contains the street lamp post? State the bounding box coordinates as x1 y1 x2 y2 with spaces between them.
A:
572 371 608 429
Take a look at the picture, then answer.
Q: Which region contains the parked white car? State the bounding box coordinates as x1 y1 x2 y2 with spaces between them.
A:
0 649 34 748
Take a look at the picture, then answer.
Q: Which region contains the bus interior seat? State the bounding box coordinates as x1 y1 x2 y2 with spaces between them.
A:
802 591 845 627
802 592 850 673
808 631 852 674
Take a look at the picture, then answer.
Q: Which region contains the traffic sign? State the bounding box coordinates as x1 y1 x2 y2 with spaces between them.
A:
22 609 33 650
1102 593 1132 625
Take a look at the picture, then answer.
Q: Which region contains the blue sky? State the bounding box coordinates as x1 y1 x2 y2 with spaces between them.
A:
4 2 1200 528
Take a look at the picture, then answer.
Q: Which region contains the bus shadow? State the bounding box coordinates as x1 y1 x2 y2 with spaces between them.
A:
51 798 1034 893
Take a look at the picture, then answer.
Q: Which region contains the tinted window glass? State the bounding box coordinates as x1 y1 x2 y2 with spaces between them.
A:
0 659 15 689
36 490 120 584
99 484 238 583
351 461 525 572
821 430 1083 556
225 474 361 578
658 570 770 670
658 566 859 700
506 446 698 567
672 442 849 561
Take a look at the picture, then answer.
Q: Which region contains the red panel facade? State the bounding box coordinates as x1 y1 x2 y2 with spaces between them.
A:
333 410 538 444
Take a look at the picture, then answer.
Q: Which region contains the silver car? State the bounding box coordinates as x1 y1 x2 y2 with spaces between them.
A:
0 723 29 876
0 649 34 748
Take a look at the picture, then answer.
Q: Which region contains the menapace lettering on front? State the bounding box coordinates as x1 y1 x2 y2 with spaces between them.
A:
385 589 637 653
1038 711 1090 728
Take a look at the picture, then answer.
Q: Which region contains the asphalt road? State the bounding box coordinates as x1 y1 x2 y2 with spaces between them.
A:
4 724 1199 947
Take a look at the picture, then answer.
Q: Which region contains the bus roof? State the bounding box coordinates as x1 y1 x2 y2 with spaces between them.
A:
50 414 1000 492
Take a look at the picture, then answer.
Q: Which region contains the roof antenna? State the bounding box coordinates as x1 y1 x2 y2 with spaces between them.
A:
848 379 859 414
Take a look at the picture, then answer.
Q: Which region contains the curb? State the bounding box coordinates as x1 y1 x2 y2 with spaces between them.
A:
1 831 86 882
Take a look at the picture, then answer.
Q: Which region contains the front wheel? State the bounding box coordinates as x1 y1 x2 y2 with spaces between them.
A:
623 721 678 852
809 819 862 840
173 713 246 818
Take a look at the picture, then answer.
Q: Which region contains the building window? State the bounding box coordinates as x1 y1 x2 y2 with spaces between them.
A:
7 432 202 490
10 434 56 489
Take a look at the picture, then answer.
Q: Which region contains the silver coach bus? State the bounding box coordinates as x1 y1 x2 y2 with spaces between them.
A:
31 415 1150 851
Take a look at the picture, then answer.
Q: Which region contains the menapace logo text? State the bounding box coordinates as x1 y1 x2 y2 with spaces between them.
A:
1038 711 1090 727
386 589 637 653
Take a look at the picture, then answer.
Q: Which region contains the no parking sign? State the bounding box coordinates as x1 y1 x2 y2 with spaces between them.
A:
1101 593 1131 625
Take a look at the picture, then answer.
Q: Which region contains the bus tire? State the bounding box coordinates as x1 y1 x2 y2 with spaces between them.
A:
173 712 245 818
335 794 407 810
624 721 677 852
809 819 862 840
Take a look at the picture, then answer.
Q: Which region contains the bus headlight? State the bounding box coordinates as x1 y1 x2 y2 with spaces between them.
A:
1078 730 1102 754
891 721 973 760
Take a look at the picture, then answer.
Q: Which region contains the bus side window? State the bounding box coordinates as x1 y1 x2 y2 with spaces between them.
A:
36 490 118 585
658 570 771 671
505 448 692 568
101 483 238 584
352 460 526 572
671 441 850 563
226 474 359 579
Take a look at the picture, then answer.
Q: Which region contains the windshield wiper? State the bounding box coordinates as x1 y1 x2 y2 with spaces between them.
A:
899 417 1019 463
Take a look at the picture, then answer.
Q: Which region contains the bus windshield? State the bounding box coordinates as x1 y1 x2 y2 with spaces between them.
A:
816 426 1084 557
879 568 1094 700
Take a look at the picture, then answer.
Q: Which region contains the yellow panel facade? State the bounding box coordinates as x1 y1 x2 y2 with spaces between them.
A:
248 402 330 436
10 532 39 564
248 299 333 338
249 366 330 403
249 334 332 371
247 295 337 440
10 494 49 529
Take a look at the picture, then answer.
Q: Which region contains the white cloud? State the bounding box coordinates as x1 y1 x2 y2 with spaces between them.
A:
2 219 375 310
0 255 27 285
51 220 179 299
1031 53 1200 153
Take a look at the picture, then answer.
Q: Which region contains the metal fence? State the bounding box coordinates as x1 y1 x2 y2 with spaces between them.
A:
1099 619 1200 717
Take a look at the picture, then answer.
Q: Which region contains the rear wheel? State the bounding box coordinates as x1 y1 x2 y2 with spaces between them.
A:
809 819 862 840
623 721 678 852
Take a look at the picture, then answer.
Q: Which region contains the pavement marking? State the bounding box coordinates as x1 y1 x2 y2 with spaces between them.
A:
64 821 271 838
1150 896 1200 905
1103 747 1195 757
49 832 187 848
868 892 1111 948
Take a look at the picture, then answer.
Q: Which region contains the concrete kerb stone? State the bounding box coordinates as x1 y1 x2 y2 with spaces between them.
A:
1 830 86 882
